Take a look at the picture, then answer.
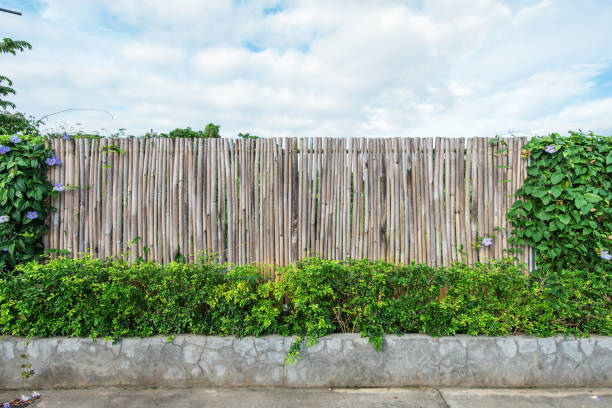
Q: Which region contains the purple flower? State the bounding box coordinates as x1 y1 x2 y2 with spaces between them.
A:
0 215 8 223
544 145 556 154
46 156 61 166
53 183 65 192
0 145 10 154
20 395 31 402
26 211 38 220
2 402 9 408
1 248 8 252
9 135 21 143
62 132 70 140
602 250 611 261
31 391 41 398
481 237 493 247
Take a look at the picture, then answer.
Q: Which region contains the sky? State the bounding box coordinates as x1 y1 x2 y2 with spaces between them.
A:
1 0 612 138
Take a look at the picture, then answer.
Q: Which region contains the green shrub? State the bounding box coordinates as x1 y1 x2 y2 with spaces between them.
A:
1 256 609 363
0 134 56 274
507 131 612 273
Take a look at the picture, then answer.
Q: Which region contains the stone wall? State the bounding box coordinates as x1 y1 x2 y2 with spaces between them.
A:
1 334 610 388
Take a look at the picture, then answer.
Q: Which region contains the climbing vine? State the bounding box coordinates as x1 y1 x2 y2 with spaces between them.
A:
507 131 612 274
0 133 59 274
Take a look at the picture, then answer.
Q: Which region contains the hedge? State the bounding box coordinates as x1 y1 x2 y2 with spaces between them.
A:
1 256 609 361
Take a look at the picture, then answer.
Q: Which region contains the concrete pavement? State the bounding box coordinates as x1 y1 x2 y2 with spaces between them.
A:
1 387 610 408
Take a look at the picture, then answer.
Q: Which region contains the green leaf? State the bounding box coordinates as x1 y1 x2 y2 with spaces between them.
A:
550 185 563 198
558 214 571 225
536 211 554 221
584 192 602 202
551 173 564 184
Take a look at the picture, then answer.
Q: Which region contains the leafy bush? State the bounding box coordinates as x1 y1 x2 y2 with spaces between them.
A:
0 111 39 135
0 134 56 273
156 123 221 139
507 131 611 273
1 256 609 361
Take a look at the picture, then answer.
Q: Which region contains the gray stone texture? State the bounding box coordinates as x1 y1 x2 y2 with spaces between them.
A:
0 334 610 389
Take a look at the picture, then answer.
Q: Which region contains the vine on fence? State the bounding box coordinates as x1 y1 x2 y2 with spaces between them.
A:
507 131 612 274
0 133 58 274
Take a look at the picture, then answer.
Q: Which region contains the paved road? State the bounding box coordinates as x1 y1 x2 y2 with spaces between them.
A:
1 387 610 407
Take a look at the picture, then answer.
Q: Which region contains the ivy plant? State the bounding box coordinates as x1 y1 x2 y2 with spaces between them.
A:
507 131 611 274
0 133 58 274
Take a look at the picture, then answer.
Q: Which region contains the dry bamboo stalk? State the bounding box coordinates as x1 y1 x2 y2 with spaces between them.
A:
415 139 424 264
260 139 268 265
64 138 73 257
138 138 146 258
382 139 391 261
282 139 289 264
108 140 117 257
425 138 435 265
502 137 512 256
487 137 495 261
331 138 339 260
363 140 372 259
493 137 501 260
276 138 284 267
476 138 484 262
444 138 452 266
119 139 127 258
349 139 358 259
297 138 306 259
372 139 380 260
345 139 353 260
410 139 420 263
164 139 172 263
186 139 194 262
150 139 158 262
457 138 467 264
434 138 444 266
334 139 343 260
395 138 402 263
463 139 474 265
78 139 87 254
401 138 411 263
449 138 457 263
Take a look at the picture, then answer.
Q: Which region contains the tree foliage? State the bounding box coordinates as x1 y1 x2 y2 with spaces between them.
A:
0 38 32 110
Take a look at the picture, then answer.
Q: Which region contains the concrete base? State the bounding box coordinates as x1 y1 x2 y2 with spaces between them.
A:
1 334 610 389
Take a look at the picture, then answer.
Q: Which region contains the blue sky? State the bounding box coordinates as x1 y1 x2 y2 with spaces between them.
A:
1 0 612 138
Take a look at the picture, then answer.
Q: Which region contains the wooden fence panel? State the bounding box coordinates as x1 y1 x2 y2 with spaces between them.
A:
44 137 531 268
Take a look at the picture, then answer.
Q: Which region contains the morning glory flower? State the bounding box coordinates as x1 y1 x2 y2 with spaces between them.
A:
2 402 9 408
2 248 8 252
46 156 61 166
0 215 8 223
9 135 21 143
53 183 65 192
0 145 10 154
601 250 611 261
26 211 38 220
62 132 70 140
544 145 556 154
482 237 493 247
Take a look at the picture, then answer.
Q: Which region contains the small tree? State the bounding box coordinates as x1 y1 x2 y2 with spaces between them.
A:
203 123 220 138
0 37 32 110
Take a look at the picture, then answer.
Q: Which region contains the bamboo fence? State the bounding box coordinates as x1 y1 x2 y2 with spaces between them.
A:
44 137 532 269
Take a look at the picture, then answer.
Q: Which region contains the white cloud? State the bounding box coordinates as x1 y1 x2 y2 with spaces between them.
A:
1 0 611 138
